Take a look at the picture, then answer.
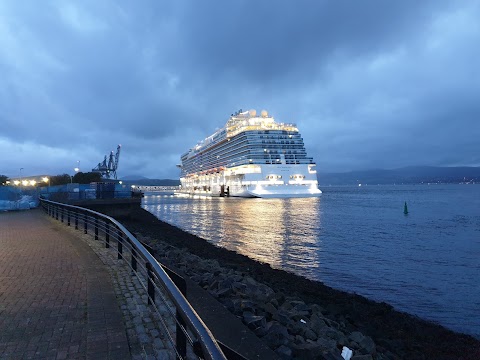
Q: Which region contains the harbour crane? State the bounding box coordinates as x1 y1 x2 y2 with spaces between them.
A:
92 145 121 179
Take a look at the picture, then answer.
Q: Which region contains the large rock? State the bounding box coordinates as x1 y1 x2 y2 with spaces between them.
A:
273 309 293 327
262 323 290 349
291 338 337 359
242 311 266 329
349 331 365 344
351 355 373 360
359 336 376 355
310 314 329 335
275 344 292 359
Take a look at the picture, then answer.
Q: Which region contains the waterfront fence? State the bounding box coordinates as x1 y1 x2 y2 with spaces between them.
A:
39 198 226 360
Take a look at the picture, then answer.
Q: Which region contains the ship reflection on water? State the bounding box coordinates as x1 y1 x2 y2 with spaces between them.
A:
143 195 323 276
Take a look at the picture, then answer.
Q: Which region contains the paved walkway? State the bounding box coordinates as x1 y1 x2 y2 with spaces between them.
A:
0 209 131 359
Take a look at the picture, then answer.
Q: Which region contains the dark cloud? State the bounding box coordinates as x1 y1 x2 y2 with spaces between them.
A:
0 0 478 178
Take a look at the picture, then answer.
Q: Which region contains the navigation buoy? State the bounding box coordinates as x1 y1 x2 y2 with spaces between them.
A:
404 201 408 215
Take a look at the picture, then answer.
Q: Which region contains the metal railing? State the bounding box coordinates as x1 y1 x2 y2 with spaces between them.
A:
39 198 226 360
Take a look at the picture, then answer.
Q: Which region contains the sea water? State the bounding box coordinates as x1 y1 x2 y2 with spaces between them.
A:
142 184 480 338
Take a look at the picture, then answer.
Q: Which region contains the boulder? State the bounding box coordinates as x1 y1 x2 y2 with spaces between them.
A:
349 331 365 344
275 344 292 359
351 355 373 360
242 311 266 329
359 336 376 355
262 323 290 349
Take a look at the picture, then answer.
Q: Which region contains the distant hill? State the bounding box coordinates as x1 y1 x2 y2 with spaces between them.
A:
317 166 480 185
121 175 149 181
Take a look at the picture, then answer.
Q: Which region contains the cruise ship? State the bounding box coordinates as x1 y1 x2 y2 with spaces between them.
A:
178 109 322 198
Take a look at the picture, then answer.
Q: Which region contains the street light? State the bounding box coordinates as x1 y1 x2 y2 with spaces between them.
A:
72 161 80 183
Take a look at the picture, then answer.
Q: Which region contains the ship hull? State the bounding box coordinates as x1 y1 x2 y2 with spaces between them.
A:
178 164 322 198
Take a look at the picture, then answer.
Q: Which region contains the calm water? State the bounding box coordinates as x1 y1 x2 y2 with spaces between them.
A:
142 185 480 338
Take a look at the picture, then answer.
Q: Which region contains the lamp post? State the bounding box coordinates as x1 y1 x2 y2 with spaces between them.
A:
72 161 80 184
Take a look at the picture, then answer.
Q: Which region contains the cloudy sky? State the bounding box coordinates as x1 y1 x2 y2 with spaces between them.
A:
1 0 479 179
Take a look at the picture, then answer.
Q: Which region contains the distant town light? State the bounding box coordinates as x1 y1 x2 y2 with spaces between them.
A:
22 180 29 186
14 180 20 186
29 180 36 186
42 177 49 183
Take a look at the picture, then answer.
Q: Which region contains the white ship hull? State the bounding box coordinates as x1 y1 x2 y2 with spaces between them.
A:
178 164 322 198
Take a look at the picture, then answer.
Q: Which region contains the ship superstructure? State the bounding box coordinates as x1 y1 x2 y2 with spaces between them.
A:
178 109 321 197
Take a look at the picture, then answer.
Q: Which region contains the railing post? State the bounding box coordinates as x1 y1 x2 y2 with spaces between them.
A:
146 263 155 305
61 207 64 223
105 222 110 248
131 245 137 273
67 209 70 226
75 212 78 230
55 206 58 220
117 230 123 259
94 217 99 240
84 212 88 234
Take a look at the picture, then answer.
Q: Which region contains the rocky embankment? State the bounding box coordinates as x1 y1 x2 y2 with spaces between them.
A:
109 208 479 360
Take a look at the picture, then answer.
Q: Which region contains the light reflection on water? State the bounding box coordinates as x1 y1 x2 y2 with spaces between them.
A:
146 196 323 272
142 185 480 338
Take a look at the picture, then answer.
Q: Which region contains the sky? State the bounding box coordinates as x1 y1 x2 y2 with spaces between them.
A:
1 0 479 179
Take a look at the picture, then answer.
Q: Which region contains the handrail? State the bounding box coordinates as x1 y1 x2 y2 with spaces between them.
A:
39 198 226 360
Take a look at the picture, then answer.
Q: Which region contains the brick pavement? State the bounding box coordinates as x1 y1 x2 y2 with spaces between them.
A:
0 209 131 359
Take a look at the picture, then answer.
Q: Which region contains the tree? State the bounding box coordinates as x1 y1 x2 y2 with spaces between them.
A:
49 174 72 186
72 172 102 184
0 175 9 185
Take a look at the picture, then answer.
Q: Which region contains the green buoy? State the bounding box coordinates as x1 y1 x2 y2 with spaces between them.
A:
404 201 408 215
